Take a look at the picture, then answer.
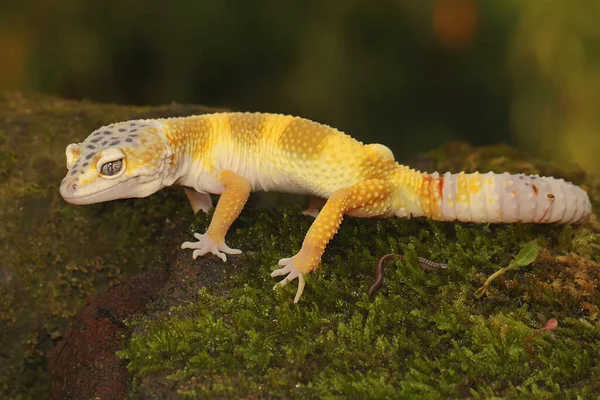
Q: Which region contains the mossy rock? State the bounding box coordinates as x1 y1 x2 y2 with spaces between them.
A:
0 91 598 399
0 91 220 399
120 179 600 398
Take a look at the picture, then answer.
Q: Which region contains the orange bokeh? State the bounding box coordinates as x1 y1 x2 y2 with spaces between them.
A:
0 29 29 89
433 0 478 50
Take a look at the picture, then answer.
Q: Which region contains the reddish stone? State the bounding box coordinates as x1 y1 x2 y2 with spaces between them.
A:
49 268 167 400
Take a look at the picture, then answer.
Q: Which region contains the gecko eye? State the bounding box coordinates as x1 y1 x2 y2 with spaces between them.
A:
96 148 126 179
100 159 123 176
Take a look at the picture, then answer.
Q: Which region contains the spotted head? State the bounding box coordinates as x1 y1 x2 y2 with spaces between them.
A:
59 119 173 205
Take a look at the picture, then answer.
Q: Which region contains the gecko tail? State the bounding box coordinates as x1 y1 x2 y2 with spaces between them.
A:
421 171 592 224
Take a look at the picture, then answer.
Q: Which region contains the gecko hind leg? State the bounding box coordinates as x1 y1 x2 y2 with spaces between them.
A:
184 187 213 214
301 196 326 218
272 179 393 303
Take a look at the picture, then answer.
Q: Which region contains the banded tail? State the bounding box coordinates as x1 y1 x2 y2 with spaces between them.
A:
412 171 591 224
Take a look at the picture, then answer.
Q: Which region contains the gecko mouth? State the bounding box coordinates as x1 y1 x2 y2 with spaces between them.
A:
59 177 138 205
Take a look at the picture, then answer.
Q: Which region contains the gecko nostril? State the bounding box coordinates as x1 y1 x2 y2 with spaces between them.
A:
65 182 77 191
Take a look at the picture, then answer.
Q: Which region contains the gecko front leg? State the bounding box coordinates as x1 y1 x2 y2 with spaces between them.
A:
181 170 251 262
272 179 392 303
184 187 214 214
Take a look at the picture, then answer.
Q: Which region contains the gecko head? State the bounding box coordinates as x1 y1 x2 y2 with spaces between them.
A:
59 120 173 205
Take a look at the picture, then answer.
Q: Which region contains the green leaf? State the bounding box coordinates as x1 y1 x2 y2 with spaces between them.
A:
514 241 539 267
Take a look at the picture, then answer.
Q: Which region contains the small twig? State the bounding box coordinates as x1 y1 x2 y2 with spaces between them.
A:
369 253 448 296
54 330 73 363
524 318 558 357
537 193 555 223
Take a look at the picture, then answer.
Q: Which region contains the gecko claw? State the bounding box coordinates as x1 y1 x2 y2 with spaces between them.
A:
271 259 306 303
181 232 241 262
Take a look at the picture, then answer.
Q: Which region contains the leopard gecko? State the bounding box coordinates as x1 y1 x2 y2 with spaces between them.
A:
59 113 592 302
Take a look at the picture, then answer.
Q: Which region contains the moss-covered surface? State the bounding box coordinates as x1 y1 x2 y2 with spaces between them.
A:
0 91 220 399
0 92 598 398
119 145 599 397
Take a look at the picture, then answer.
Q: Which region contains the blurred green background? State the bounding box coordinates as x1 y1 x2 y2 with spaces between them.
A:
1 0 598 173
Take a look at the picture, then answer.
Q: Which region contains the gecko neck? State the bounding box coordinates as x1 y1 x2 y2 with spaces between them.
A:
158 115 212 189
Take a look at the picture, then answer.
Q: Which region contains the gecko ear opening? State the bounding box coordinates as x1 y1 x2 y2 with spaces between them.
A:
65 143 80 169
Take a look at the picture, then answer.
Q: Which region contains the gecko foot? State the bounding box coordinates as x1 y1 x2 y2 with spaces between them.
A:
271 257 307 303
301 208 320 218
181 233 241 262
301 196 324 218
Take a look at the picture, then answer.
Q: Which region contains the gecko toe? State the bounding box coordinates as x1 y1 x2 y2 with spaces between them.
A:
181 242 192 250
219 243 242 255
271 264 292 278
301 209 319 218
277 257 292 266
271 260 306 302
193 232 204 240
293 275 306 303
192 249 207 260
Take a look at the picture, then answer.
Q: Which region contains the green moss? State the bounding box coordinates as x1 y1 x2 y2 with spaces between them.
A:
119 168 599 398
1 92 597 398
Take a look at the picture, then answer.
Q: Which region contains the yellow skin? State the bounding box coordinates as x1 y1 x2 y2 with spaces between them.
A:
60 112 592 303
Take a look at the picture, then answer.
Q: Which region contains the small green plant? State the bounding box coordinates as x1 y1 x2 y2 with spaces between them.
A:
474 240 539 298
